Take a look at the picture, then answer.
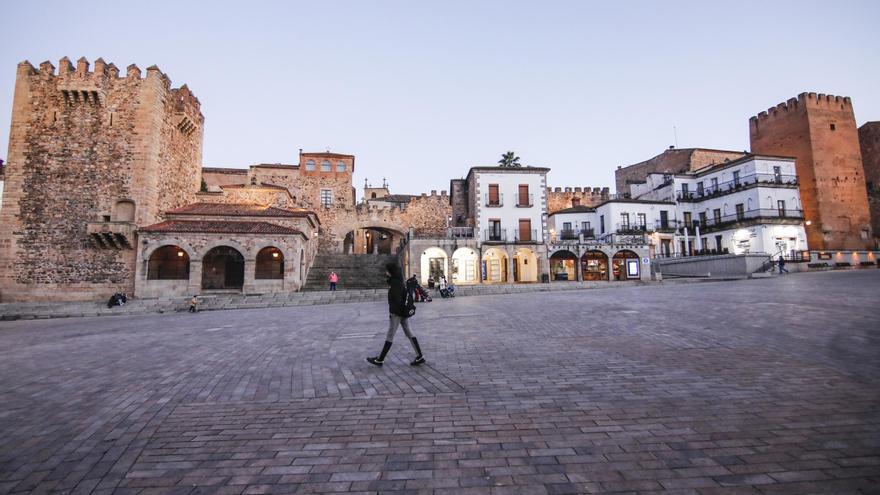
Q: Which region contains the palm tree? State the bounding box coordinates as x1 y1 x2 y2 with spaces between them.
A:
498 151 521 167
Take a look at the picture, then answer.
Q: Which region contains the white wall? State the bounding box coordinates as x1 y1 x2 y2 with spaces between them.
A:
475 171 546 243
595 202 674 234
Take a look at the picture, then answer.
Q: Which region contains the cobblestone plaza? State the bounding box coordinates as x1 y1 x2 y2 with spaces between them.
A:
1 271 879 494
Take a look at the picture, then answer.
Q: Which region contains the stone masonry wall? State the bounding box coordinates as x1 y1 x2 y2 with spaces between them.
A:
750 93 872 250
859 122 880 247
614 148 746 194
546 187 609 214
0 58 203 302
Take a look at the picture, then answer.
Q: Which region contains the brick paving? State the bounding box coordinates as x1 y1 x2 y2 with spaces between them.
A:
1 270 878 494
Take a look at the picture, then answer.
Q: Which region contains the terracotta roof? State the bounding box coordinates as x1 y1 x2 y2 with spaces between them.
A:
221 183 290 191
165 202 312 217
140 220 303 235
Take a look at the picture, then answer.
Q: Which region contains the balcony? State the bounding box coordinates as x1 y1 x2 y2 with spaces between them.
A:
515 193 534 207
615 223 649 234
655 220 678 233
687 208 804 233
676 173 799 201
87 221 136 249
514 229 538 243
483 229 507 242
484 193 503 207
559 229 578 240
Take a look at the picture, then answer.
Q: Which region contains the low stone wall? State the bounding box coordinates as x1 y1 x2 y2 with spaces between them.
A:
655 254 768 277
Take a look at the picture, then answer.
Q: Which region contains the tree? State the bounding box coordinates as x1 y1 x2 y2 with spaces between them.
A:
498 151 521 168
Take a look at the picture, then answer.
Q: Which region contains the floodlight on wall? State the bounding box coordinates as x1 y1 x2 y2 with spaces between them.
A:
177 251 184 257
272 252 279 258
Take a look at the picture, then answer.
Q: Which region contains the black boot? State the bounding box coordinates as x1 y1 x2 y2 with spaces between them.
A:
409 337 426 366
367 341 392 367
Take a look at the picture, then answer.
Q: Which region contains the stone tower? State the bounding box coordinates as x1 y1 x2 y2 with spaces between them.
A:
750 93 872 250
0 57 204 302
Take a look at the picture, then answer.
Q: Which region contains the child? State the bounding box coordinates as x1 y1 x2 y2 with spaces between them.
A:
189 295 199 313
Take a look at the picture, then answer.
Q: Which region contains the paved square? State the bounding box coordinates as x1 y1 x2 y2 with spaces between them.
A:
1 271 879 494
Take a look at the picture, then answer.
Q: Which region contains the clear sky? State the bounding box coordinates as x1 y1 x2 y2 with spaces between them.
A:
2 0 878 196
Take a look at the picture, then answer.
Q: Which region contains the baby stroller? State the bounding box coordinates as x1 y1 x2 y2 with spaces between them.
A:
439 282 456 298
415 285 433 302
406 275 432 302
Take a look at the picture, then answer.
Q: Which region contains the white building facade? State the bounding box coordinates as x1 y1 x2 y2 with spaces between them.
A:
628 155 808 257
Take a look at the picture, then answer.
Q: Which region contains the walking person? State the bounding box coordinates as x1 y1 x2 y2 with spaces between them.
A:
328 271 338 291
778 255 788 274
188 295 199 313
367 262 426 367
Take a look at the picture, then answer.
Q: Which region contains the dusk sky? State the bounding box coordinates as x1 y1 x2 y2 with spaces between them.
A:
2 0 878 197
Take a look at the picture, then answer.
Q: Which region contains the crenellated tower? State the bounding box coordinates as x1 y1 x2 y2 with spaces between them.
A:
750 92 872 250
0 57 204 302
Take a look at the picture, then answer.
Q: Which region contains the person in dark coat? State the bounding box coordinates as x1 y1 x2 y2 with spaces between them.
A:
367 262 426 367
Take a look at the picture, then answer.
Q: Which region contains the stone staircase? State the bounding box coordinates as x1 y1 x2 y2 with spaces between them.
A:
303 253 397 291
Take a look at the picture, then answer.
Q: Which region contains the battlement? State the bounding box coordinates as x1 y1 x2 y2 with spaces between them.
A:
547 186 610 195
17 57 202 118
750 92 853 126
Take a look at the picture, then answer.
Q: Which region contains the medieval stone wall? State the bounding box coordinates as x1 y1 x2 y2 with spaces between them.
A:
546 186 609 214
750 93 872 250
614 148 746 194
0 58 203 302
858 122 880 246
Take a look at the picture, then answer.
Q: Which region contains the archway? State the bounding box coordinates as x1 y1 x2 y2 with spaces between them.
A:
202 246 245 290
420 247 449 285
581 250 608 281
482 248 509 283
550 250 577 281
348 226 406 255
255 246 284 279
147 245 190 280
611 249 640 281
513 248 538 283
451 247 479 285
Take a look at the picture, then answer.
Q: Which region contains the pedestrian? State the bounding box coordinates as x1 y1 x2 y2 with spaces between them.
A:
328 271 338 291
367 262 426 367
189 295 199 313
778 255 788 274
438 273 447 291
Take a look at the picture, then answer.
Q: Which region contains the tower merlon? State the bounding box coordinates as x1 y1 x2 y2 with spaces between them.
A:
75 57 89 76
59 57 74 75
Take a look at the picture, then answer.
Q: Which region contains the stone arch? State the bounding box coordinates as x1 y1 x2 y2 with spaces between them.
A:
611 249 640 281
202 245 246 290
581 249 608 281
255 246 285 280
142 238 197 263
451 247 479 284
549 249 577 281
197 238 250 261
147 245 190 280
420 247 449 284
512 247 538 282
482 247 509 283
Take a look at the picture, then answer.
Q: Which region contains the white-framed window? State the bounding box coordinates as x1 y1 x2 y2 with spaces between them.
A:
321 160 331 172
320 189 332 207
305 160 316 171
336 161 346 172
